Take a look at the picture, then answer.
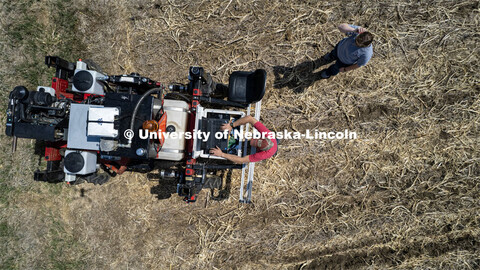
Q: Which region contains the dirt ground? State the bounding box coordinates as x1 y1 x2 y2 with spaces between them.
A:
1 0 479 269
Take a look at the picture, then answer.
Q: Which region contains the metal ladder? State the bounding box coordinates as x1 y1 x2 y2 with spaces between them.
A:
239 100 261 203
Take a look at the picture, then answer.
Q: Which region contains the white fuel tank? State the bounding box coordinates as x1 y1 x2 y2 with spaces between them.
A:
155 99 189 161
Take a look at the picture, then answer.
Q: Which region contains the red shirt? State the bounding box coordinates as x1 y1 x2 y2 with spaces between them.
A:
248 122 277 162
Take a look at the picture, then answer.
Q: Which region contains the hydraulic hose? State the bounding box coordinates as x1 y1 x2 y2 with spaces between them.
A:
129 87 163 144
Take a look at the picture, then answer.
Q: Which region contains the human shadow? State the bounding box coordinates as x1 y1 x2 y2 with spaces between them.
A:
273 55 332 93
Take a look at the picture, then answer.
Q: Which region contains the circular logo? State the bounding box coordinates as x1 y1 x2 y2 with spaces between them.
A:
124 129 134 140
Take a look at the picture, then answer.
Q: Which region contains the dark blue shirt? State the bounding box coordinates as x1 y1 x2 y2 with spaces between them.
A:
337 25 373 66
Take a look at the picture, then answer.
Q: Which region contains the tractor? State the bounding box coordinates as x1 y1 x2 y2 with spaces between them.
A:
5 56 266 203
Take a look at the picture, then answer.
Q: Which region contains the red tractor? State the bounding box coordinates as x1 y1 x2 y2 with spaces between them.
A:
6 56 266 203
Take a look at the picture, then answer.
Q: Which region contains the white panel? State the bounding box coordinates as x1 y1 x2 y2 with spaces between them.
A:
119 76 135 83
87 122 118 138
76 61 87 70
67 104 102 150
88 107 119 122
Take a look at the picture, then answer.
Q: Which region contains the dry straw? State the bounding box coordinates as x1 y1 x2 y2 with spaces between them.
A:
0 0 478 269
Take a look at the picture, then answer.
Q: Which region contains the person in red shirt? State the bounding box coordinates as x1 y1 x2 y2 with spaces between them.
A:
209 115 277 163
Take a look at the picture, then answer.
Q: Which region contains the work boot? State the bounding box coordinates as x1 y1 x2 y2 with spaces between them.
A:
320 70 330 79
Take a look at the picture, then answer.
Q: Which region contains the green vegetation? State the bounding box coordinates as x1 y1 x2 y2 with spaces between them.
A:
0 221 13 238
0 0 89 268
3 0 86 88
47 216 87 270
0 221 17 269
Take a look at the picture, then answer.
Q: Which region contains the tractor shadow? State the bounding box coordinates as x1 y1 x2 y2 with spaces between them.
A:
148 169 234 201
148 161 182 200
34 140 46 165
210 169 233 201
273 55 331 93
149 174 178 200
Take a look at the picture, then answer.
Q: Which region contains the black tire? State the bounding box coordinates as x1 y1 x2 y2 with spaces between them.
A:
80 173 110 185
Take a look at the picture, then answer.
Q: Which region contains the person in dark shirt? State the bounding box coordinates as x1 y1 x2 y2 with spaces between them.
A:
320 24 374 79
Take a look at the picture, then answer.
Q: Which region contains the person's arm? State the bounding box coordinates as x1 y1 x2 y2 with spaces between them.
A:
338 24 366 34
220 115 258 132
340 64 360 73
210 115 259 163
209 146 250 164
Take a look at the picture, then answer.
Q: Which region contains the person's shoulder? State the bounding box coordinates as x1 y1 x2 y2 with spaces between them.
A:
361 45 373 53
253 121 263 127
254 121 269 130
